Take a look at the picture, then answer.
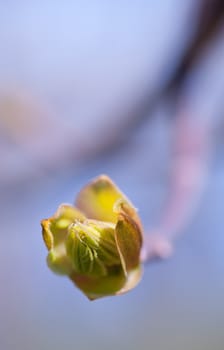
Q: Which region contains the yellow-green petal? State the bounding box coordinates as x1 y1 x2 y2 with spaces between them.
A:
47 249 74 275
41 204 85 276
41 204 85 250
85 220 120 266
70 268 126 300
75 175 130 223
70 264 142 300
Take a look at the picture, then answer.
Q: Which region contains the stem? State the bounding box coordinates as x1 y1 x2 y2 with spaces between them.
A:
141 109 211 263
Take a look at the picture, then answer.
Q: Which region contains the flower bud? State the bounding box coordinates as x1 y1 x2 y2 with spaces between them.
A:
41 175 143 300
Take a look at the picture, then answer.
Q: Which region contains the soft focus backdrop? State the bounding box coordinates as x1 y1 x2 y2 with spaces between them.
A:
0 1 224 350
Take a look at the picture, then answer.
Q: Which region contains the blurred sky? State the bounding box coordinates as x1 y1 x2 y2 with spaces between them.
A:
0 1 224 350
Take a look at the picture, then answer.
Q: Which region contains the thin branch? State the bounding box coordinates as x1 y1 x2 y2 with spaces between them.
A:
141 110 211 264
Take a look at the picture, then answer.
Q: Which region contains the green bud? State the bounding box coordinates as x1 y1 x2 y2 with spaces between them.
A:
41 175 143 300
66 221 121 277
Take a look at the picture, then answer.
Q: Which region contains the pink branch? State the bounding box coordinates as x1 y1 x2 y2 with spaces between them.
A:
141 108 211 263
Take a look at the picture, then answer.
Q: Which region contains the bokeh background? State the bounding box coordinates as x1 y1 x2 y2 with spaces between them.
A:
0 1 224 350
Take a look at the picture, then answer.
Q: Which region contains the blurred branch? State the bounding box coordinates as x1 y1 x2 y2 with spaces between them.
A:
104 0 224 152
141 109 211 263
